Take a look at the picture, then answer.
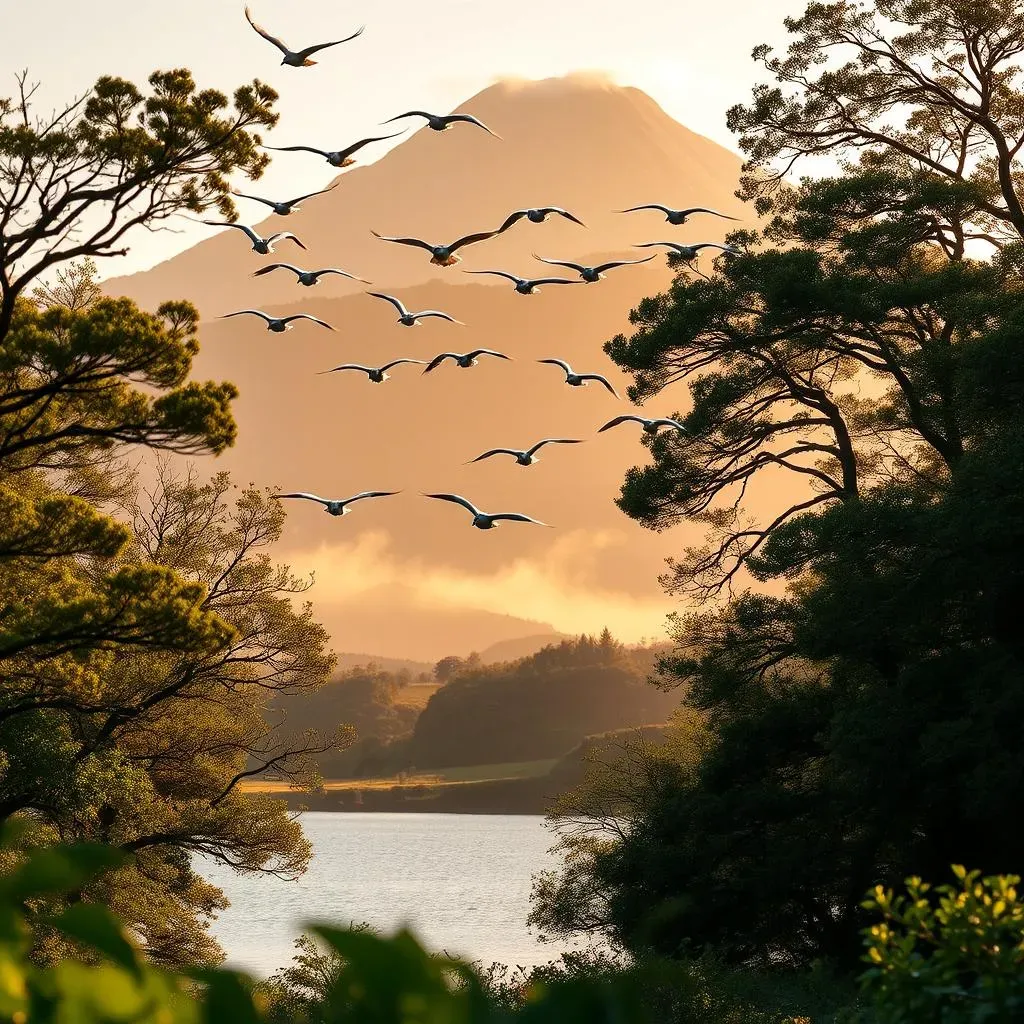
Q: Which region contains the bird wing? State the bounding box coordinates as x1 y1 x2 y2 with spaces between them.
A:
680 208 740 220
370 230 434 253
288 181 340 205
580 374 620 398
468 449 518 463
277 492 329 505
283 314 334 329
547 208 586 227
220 309 272 323
244 7 291 54
531 277 578 286
337 132 404 161
471 349 510 360
465 269 520 284
342 490 400 505
448 228 500 252
317 268 370 283
205 221 259 243
319 364 371 375
232 190 275 209
417 310 461 323
652 418 687 431
619 204 673 215
423 493 482 517
490 512 550 526
298 26 365 59
529 438 584 454
634 241 685 253
534 255 586 274
380 358 427 370
592 256 656 273
450 114 502 138
598 415 645 432
264 144 330 157
496 210 527 233
252 263 297 277
268 232 306 249
538 358 573 374
423 353 458 373
367 291 408 315
382 111 432 124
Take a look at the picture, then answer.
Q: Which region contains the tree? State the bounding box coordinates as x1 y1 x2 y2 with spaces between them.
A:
534 0 1024 973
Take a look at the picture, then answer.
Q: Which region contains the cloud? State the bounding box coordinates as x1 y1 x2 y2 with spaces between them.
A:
291 528 672 644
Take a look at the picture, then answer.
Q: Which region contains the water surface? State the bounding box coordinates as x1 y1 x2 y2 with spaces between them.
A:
199 812 578 976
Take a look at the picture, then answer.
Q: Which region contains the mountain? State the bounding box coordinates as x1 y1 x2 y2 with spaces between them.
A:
104 74 745 315
476 633 572 665
105 75 749 660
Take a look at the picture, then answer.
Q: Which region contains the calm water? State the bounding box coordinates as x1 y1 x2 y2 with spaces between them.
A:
198 812 579 976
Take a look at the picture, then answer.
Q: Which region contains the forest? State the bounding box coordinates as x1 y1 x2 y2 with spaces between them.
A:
2 0 1024 1021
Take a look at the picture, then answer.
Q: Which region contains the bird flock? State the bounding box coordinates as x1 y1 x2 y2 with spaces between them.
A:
208 6 741 530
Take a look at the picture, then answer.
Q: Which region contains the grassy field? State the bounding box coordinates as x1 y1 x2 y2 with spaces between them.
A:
238 758 558 795
393 682 441 710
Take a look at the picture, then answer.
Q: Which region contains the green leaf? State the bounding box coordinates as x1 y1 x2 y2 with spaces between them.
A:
54 903 142 977
1 844 124 901
193 969 264 1024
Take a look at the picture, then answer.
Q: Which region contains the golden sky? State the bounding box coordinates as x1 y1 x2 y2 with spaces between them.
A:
2 0 805 275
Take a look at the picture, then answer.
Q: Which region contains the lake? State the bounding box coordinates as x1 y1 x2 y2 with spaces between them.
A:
198 812 580 977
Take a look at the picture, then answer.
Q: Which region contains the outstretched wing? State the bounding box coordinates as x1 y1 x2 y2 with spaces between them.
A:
531 277 578 286
423 492 482 517
232 190 275 209
598 415 645 432
537 357 573 374
276 492 329 505
370 230 434 253
417 310 462 323
634 241 685 253
382 110 432 124
380 358 427 371
534 255 586 274
288 182 340 206
490 512 550 526
465 269 519 284
651 418 688 432
496 210 528 234
342 490 400 505
681 207 739 220
470 349 510 360
529 438 583 455
204 221 259 243
244 7 291 54
284 314 333 329
268 232 306 249
468 448 518 463
580 374 620 398
450 114 502 138
337 132 404 161
298 26 365 59
367 291 408 315
317 268 371 283
423 353 458 373
220 309 272 323
592 256 656 274
252 263 299 278
619 204 673 215
264 144 330 157
547 208 586 227
449 228 500 252
319 364 372 375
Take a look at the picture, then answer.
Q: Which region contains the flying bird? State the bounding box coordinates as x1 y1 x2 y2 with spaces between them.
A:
619 204 739 225
275 491 399 516
423 350 510 373
265 133 403 168
599 414 687 435
498 207 586 232
367 292 462 326
422 493 549 530
635 241 741 261
244 7 364 66
200 221 305 255
231 182 339 216
532 253 656 283
468 438 583 467
465 270 578 294
382 110 501 138
253 263 370 286
319 359 427 383
537 358 620 397
218 310 333 332
370 228 500 267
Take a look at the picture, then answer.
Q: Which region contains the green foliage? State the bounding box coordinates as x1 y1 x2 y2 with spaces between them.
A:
856 867 1024 1023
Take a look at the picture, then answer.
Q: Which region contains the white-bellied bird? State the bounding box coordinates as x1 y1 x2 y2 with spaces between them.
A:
218 310 333 332
619 204 739 225
538 358 620 397
275 491 400 516
367 292 462 326
533 253 655 282
253 263 370 286
382 110 501 138
468 438 583 466
422 493 549 530
635 241 741 261
498 207 586 232
319 359 427 383
423 350 510 373
244 7 364 66
200 221 305 255
231 182 338 216
370 228 500 267
265 133 403 168
599 414 687 435
464 270 578 294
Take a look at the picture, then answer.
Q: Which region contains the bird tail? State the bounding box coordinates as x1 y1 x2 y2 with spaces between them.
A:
302 58 318 67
